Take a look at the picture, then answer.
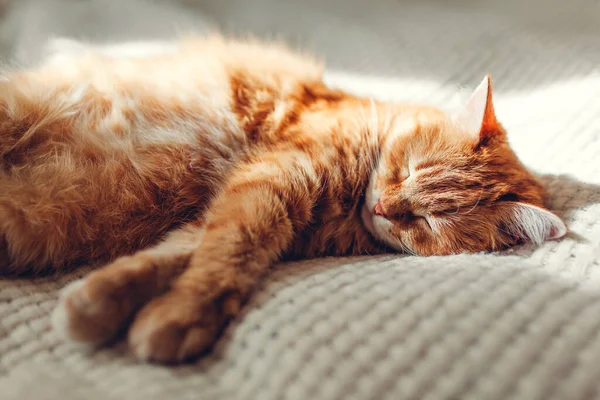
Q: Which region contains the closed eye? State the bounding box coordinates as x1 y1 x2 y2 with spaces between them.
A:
412 211 432 231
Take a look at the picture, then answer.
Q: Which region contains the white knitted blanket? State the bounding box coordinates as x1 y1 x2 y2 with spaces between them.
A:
1 1 600 399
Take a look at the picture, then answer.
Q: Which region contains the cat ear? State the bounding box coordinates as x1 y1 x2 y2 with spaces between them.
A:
454 75 500 143
499 202 567 244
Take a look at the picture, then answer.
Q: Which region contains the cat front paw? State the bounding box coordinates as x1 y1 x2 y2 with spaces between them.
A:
51 256 152 345
51 278 124 345
128 290 239 363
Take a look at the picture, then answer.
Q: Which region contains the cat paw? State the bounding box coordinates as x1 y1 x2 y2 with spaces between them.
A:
51 278 122 344
128 290 238 363
51 257 149 345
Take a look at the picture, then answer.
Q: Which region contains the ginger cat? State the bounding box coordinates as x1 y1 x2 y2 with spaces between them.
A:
0 36 566 363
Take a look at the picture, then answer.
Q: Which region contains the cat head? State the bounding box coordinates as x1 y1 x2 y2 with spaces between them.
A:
362 76 567 255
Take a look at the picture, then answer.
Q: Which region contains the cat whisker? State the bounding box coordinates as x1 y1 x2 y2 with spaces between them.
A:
357 102 379 172
369 105 390 170
459 188 484 215
394 236 417 256
447 206 461 215
368 97 382 170
382 104 393 135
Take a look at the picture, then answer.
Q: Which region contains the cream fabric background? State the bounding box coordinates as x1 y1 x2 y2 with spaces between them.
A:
1 1 599 399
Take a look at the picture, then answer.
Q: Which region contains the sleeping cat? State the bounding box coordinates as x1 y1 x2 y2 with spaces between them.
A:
0 36 566 363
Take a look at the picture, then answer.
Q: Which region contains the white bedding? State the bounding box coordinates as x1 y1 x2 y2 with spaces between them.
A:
1 1 599 399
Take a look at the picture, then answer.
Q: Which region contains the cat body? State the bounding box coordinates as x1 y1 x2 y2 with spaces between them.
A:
0 37 380 270
0 36 566 362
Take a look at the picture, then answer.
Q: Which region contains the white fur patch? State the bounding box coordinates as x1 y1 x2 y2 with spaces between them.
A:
362 165 409 251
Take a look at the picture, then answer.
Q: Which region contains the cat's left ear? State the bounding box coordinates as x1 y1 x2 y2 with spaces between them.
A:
454 75 502 144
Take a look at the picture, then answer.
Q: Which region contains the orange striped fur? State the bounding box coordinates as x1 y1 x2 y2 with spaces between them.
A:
0 36 565 363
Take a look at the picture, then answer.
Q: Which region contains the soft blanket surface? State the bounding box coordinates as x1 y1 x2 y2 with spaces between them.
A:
1 1 600 399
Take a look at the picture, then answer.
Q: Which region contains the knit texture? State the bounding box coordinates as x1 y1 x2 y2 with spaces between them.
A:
1 1 600 399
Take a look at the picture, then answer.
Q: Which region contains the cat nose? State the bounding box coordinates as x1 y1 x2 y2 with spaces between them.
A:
374 200 387 218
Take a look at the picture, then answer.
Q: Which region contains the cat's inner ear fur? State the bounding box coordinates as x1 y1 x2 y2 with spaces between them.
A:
499 202 567 244
454 75 500 144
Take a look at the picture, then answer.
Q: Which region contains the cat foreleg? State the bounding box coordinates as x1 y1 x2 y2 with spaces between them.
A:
126 153 319 363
